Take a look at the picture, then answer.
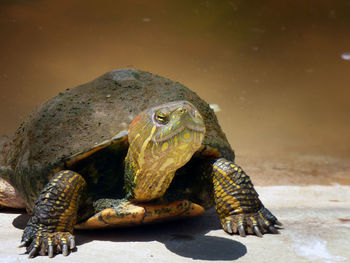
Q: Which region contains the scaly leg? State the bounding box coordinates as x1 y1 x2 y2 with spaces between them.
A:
212 158 281 237
19 170 86 258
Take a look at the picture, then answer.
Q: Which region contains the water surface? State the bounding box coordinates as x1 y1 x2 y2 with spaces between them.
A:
1 0 349 184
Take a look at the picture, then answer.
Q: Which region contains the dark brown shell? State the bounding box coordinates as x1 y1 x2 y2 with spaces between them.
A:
0 69 234 208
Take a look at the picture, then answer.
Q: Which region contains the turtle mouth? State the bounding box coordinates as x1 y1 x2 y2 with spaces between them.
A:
153 125 205 143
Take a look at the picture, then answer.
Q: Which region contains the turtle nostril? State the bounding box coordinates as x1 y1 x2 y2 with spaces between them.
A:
179 108 187 113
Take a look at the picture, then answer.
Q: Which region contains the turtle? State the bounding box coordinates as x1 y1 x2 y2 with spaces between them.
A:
0 69 281 258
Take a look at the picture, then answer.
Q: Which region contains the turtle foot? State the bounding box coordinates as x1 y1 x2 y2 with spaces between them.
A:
221 207 282 237
20 228 76 258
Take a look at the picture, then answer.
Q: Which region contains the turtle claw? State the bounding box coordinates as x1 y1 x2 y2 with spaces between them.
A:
253 225 263 237
20 229 76 258
18 240 29 248
268 225 280 234
237 225 246 237
221 207 281 237
225 221 233 234
68 235 76 250
28 246 38 258
276 220 283 226
62 243 69 256
48 244 54 258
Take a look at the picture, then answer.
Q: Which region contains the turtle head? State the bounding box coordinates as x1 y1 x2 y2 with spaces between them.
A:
128 101 206 165
126 101 205 201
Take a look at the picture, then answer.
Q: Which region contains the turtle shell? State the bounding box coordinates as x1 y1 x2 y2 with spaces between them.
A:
0 69 234 210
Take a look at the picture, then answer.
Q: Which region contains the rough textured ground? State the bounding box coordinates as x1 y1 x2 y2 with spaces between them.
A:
0 185 349 263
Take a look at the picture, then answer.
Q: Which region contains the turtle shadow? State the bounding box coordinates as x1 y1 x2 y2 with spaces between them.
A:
75 209 247 261
12 213 30 229
12 209 247 261
163 234 246 261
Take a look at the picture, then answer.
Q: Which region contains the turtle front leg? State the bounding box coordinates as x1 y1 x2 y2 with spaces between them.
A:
212 158 281 237
19 170 86 258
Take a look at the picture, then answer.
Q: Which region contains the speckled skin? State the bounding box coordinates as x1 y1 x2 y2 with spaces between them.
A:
212 159 280 236
0 69 281 258
20 170 85 257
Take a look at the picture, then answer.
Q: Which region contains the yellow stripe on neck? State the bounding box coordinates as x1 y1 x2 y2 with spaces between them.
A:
135 125 157 173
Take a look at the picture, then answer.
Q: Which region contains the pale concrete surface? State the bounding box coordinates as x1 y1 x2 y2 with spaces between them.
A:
0 185 349 263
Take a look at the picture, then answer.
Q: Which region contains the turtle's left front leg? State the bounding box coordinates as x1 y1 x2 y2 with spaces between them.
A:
212 158 282 237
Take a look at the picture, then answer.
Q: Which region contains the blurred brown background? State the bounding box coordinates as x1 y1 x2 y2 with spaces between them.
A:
0 0 349 184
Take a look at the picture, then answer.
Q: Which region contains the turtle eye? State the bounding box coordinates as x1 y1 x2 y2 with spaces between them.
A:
155 111 169 124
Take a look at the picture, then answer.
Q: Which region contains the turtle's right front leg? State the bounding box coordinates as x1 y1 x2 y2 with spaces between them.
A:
19 170 86 258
